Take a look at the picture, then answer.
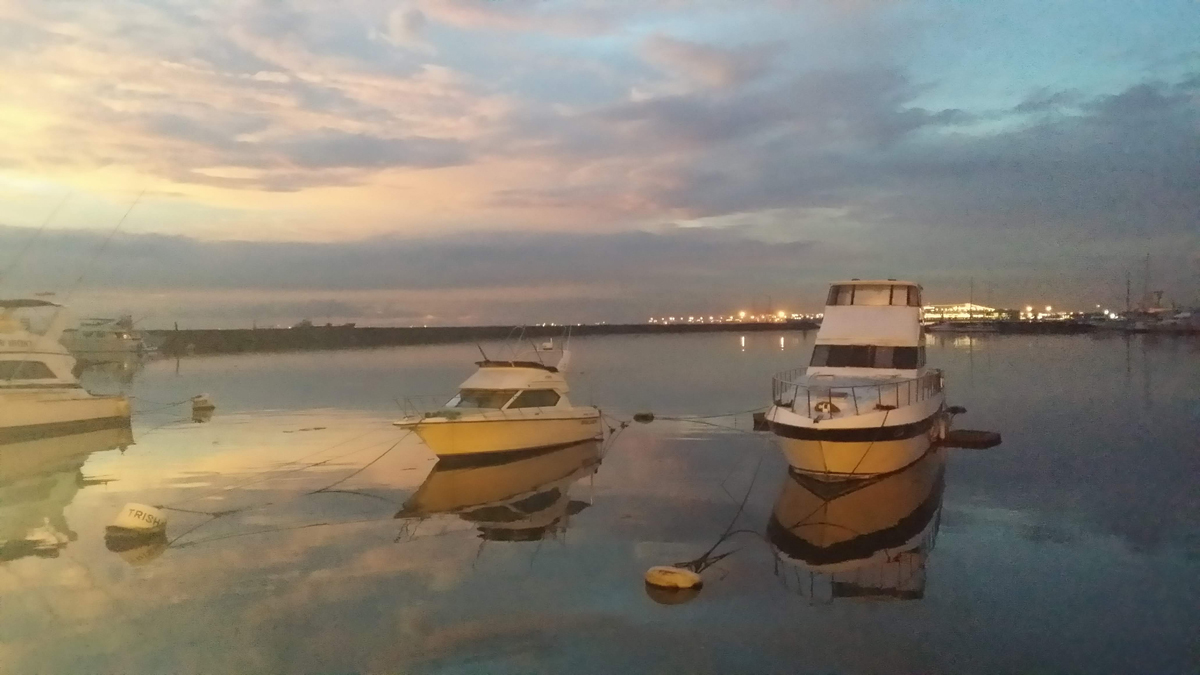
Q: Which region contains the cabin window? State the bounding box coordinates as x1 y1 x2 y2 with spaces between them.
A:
454 389 518 409
0 361 58 380
826 284 921 307
810 346 925 369
507 389 561 409
907 286 922 306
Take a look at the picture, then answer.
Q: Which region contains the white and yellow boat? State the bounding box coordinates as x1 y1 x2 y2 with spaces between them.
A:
395 346 602 463
766 280 947 479
0 300 131 444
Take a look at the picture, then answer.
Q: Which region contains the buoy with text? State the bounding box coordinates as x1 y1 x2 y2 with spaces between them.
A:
107 503 168 536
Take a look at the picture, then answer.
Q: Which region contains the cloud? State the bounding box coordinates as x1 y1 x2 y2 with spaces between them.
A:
415 0 616 35
0 0 1196 303
0 224 827 325
278 129 468 170
642 35 778 88
386 8 432 53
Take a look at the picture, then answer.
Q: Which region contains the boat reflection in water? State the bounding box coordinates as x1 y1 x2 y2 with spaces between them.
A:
0 425 132 562
396 440 601 542
74 352 144 386
767 449 945 602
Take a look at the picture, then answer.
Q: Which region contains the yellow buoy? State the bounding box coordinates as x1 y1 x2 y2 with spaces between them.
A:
644 566 703 605
644 565 702 589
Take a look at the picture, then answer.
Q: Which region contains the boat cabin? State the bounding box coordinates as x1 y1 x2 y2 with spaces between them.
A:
809 280 927 376
0 300 78 389
445 361 572 411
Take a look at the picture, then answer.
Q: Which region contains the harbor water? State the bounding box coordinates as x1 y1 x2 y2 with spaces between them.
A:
2 332 1197 674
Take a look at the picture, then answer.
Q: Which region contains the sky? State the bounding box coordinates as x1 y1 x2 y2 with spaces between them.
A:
0 0 1197 326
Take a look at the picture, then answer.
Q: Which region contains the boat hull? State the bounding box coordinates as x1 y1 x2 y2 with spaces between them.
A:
0 391 132 445
411 412 603 461
768 397 944 480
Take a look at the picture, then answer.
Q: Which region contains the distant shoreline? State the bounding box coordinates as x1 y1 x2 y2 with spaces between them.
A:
146 320 820 356
143 319 1196 356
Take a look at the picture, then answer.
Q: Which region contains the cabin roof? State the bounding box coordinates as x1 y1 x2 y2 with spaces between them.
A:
828 279 920 287
475 360 558 373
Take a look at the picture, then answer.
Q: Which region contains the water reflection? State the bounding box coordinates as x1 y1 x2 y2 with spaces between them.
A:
0 425 132 561
397 441 601 542
74 353 145 385
768 449 945 602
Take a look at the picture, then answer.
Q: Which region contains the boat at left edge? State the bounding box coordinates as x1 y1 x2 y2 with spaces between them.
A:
0 299 131 444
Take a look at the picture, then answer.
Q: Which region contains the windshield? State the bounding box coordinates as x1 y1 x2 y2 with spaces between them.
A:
810 345 926 369
452 389 518 409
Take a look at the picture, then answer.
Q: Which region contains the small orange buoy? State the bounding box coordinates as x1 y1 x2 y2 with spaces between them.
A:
644 565 702 589
644 565 703 605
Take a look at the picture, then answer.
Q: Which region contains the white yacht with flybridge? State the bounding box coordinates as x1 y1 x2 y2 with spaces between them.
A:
394 339 602 463
766 280 946 479
60 315 146 361
0 300 131 444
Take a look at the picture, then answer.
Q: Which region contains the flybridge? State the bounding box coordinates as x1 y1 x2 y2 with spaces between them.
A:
825 280 922 308
817 280 925 349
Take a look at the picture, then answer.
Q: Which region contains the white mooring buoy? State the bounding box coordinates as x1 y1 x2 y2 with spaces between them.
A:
191 393 215 413
107 503 168 535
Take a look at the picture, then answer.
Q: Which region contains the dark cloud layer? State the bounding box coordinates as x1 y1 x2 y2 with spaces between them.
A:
0 225 814 294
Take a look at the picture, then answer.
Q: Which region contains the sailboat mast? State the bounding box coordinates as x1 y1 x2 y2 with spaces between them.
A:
1125 271 1131 314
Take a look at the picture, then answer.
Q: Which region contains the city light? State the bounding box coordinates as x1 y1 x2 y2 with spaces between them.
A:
645 309 823 325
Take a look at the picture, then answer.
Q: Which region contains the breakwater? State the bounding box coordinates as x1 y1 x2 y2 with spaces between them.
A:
147 320 820 356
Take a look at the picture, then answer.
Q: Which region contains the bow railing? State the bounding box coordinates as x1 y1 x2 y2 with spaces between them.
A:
772 369 943 418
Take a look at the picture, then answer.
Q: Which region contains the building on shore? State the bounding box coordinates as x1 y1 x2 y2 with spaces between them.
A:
921 303 1014 322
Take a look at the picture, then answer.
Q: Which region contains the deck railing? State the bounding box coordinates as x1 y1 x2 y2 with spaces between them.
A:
772 368 943 417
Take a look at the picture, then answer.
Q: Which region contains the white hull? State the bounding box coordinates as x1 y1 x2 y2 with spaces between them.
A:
768 395 944 480
0 389 131 444
409 410 602 460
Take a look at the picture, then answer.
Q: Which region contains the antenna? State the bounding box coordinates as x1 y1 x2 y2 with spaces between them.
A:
1143 253 1150 309
1125 270 1131 314
62 190 144 303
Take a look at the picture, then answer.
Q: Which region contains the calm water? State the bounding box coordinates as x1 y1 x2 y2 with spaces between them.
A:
2 332 1198 674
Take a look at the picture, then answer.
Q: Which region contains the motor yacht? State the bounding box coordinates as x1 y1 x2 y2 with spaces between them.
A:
768 449 945 601
766 280 947 479
395 439 600 541
0 300 131 444
394 344 602 462
60 315 146 362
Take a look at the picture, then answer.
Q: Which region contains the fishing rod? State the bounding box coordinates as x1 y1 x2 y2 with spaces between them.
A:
59 189 144 304
0 192 71 289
